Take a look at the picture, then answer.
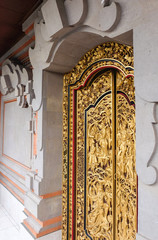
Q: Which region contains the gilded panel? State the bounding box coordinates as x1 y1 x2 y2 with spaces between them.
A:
76 70 113 239
116 72 136 240
86 94 113 239
62 42 136 240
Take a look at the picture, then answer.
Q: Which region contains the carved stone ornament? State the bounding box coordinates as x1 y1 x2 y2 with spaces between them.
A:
0 59 34 108
27 0 158 187
28 0 121 111
133 18 158 185
135 93 157 185
101 0 110 7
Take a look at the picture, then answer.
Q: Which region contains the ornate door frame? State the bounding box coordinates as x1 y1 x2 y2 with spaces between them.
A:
62 42 137 240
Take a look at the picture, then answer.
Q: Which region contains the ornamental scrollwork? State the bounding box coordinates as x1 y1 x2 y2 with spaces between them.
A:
62 42 137 240
0 59 34 108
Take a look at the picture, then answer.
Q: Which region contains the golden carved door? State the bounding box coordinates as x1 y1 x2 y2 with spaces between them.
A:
62 43 137 240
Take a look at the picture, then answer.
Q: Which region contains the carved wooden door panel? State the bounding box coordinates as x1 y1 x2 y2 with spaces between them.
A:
62 43 137 240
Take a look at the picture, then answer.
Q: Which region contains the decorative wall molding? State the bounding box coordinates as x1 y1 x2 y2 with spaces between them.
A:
29 0 120 112
84 1 120 32
64 0 88 26
2 99 32 170
133 14 158 185
24 189 62 238
101 0 110 7
136 93 157 185
0 179 24 204
0 60 33 108
136 233 151 240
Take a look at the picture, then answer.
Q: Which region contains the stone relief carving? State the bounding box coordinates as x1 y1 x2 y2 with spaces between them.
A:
0 60 41 195
133 17 158 185
29 0 121 112
136 93 157 185
27 1 121 194
64 0 88 26
84 1 120 32
27 0 158 187
0 59 34 108
101 0 110 7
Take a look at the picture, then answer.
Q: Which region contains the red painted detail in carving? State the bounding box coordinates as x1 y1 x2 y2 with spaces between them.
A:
71 65 134 239
75 66 134 91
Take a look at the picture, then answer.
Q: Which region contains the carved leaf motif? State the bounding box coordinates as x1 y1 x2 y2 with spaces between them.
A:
62 43 135 240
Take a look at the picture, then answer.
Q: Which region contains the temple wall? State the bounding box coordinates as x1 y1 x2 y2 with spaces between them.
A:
2 96 32 168
0 0 158 239
0 91 32 219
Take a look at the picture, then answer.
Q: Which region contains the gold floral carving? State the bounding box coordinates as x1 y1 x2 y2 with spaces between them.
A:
86 94 113 239
76 71 113 239
116 72 136 240
64 42 133 87
62 42 136 240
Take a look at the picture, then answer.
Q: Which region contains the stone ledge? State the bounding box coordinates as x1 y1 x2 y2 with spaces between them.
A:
136 233 151 240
